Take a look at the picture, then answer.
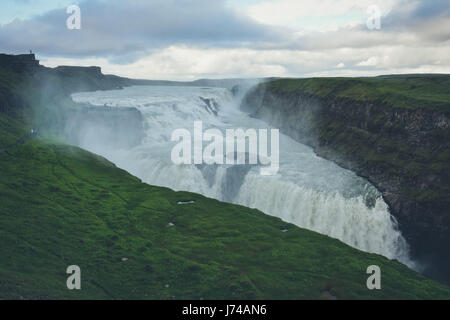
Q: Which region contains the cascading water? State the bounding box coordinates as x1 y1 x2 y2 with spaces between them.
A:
72 85 415 268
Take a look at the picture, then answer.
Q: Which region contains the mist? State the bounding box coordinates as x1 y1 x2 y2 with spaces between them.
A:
67 83 416 270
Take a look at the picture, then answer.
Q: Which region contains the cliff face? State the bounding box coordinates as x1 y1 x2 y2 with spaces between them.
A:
64 105 145 151
0 53 145 149
48 66 145 149
46 65 131 94
0 85 25 115
55 65 102 76
241 77 450 284
0 54 133 96
0 54 41 73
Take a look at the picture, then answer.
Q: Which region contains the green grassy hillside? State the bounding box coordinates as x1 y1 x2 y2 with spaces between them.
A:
268 75 450 112
0 135 449 299
0 60 449 299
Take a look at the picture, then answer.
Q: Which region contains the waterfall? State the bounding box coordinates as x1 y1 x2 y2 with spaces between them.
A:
72 85 415 269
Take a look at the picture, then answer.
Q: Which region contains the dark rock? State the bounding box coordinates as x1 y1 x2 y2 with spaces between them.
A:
64 105 145 150
231 85 241 97
0 54 41 73
199 96 219 116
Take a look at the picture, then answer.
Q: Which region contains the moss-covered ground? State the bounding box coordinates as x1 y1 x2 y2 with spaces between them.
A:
0 134 449 299
267 75 450 112
1 64 449 299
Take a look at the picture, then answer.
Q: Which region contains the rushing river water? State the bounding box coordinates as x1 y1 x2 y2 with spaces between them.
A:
72 85 414 268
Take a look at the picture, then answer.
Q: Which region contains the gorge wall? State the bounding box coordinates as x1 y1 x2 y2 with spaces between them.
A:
0 53 146 151
64 104 145 151
241 77 450 284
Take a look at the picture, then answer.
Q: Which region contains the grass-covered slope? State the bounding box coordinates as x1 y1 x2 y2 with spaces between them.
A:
0 137 449 299
268 75 450 112
0 57 449 299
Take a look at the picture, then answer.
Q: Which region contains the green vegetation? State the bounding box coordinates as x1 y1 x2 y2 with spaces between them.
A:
1 138 449 299
1 60 449 299
267 75 450 112
246 74 450 285
260 75 450 222
320 120 449 205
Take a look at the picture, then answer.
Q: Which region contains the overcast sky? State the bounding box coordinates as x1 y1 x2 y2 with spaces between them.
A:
1 0 449 80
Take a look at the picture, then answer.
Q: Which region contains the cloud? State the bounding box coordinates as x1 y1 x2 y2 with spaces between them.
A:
248 0 401 30
0 0 281 60
2 0 449 79
356 56 379 67
382 0 450 42
245 0 449 52
40 43 450 80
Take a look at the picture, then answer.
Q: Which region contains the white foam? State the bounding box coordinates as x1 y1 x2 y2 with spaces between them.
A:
72 85 415 268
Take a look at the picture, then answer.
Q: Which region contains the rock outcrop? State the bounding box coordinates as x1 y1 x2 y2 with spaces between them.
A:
0 53 145 149
64 104 145 151
0 54 41 73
